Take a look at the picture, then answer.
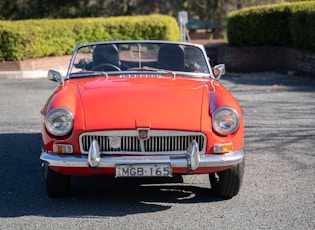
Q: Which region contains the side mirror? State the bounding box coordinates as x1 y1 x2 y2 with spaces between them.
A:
48 70 63 84
213 64 226 80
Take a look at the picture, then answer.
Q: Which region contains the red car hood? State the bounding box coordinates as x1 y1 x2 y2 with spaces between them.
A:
76 76 207 131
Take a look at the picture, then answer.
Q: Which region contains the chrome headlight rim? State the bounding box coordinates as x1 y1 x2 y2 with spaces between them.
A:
212 106 240 136
44 107 74 137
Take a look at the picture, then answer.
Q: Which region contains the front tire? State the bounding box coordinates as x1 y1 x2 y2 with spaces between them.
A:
209 159 244 198
45 164 70 198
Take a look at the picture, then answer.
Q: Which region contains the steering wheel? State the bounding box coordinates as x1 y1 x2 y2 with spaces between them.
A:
91 63 121 71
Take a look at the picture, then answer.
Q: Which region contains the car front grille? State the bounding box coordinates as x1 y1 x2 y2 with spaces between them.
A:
79 130 206 155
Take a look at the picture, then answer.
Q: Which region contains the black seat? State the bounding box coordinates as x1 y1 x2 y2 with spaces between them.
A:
92 44 120 71
158 45 185 71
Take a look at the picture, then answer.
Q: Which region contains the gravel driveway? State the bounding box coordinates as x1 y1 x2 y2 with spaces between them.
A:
0 72 314 229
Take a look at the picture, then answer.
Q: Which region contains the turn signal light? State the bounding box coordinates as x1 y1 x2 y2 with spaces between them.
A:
53 144 73 154
213 143 233 153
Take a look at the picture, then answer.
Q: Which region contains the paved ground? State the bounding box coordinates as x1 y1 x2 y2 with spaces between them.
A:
0 72 314 229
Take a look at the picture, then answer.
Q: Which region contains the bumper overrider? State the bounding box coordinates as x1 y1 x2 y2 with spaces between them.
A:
40 140 244 172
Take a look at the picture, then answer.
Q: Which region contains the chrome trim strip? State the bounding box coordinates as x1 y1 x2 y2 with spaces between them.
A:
40 149 244 169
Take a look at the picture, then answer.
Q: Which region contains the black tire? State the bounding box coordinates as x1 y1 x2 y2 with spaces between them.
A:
209 159 245 198
45 164 70 198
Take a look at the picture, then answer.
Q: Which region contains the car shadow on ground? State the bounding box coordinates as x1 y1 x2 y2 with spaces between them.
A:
0 133 225 218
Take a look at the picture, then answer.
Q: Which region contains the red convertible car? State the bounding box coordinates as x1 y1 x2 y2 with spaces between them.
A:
40 40 244 198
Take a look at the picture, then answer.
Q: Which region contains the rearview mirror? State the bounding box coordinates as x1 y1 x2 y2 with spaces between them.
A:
214 64 226 80
48 70 63 84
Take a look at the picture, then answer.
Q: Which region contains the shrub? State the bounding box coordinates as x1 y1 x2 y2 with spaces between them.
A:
0 14 180 61
289 3 315 49
227 1 315 50
0 29 24 61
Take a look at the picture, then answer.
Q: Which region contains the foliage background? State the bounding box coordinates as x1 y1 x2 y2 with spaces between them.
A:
0 0 300 26
0 15 179 61
227 1 315 49
1 0 314 61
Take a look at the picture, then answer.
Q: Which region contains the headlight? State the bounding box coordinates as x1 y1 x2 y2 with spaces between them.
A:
212 107 240 136
45 108 74 136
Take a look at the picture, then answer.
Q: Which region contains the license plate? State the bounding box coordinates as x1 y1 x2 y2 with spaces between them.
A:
115 164 172 177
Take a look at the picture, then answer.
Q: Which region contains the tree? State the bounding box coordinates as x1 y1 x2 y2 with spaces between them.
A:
0 0 288 24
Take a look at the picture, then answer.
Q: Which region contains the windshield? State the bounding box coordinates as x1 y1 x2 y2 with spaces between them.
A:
69 42 211 77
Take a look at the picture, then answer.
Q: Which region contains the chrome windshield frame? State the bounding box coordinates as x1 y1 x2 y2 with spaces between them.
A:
65 40 215 80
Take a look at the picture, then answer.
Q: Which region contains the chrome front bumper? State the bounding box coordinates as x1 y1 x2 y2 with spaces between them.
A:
40 140 244 171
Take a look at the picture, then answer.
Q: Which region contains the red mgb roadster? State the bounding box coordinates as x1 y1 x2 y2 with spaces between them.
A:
40 40 244 198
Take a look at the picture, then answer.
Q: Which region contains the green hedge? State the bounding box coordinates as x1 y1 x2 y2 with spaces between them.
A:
227 1 315 50
0 15 180 61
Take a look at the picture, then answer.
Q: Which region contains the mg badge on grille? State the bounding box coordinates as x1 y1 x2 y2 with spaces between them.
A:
138 128 149 141
108 136 122 149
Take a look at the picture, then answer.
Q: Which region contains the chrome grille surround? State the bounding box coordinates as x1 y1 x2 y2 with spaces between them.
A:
79 130 206 155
